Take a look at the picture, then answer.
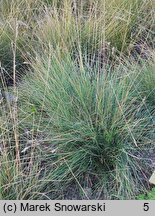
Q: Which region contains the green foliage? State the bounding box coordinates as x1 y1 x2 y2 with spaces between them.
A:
138 63 155 106
18 54 154 199
127 61 155 107
137 188 155 200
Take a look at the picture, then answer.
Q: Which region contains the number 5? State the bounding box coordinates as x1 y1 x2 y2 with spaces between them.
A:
143 203 149 211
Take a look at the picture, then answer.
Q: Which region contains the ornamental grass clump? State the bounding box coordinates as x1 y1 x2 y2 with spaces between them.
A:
18 53 154 199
